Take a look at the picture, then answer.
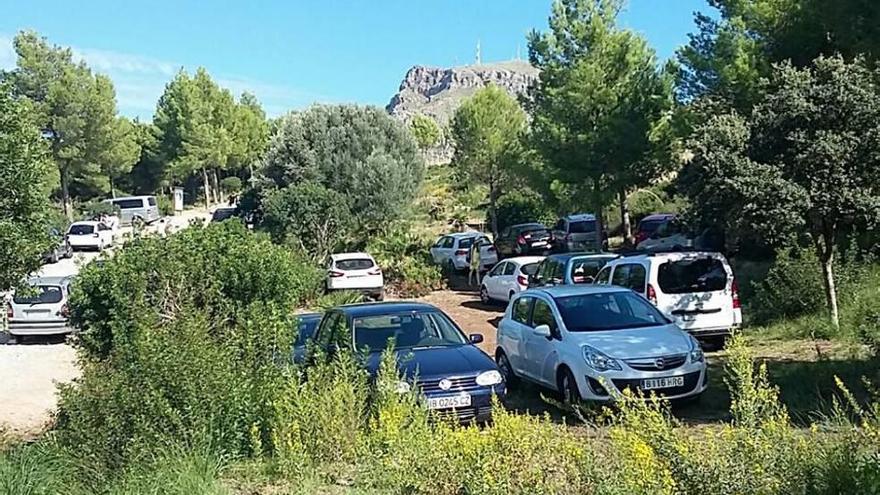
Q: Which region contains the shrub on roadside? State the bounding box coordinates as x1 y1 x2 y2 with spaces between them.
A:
493 189 554 232
365 223 444 297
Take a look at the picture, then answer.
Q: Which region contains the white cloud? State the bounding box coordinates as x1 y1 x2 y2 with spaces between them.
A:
0 33 323 119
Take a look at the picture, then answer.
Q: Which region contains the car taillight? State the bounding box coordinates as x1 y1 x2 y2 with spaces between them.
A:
732 278 741 309
329 270 345 278
516 235 526 244
455 249 468 256
517 275 529 286
635 232 647 244
57 304 69 318
487 246 496 253
646 284 658 305
6 305 12 320
367 268 382 276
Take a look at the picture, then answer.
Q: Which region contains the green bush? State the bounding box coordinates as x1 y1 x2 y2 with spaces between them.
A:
156 194 173 216
365 223 444 297
79 200 118 220
220 176 242 195
493 189 554 232
60 222 323 471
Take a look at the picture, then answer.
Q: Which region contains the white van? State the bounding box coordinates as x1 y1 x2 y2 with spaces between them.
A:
595 251 742 347
103 195 161 225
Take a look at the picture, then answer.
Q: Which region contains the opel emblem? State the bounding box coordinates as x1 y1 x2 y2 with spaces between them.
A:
654 358 665 369
438 379 452 390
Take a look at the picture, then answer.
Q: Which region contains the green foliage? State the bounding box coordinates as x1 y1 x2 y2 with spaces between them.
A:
365 223 444 297
261 182 354 261
4 31 140 216
59 222 323 471
494 189 555 232
262 104 424 233
451 85 527 236
219 176 242 194
0 83 53 291
79 200 118 220
527 0 678 237
156 194 173 217
409 114 441 150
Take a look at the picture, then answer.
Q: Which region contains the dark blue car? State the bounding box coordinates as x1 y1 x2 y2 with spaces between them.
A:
291 312 323 363
304 302 505 422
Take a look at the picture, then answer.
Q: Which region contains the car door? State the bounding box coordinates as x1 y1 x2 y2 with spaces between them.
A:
524 297 561 386
430 236 452 264
97 223 113 245
499 262 518 300
483 262 507 299
501 295 535 376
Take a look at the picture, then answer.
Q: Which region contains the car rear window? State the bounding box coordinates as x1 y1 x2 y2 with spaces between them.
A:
555 291 668 331
68 224 94 235
569 258 610 283
114 198 144 209
521 263 540 276
147 197 157 206
335 258 375 271
569 220 596 233
658 257 728 294
638 219 665 234
458 237 476 249
14 285 63 305
517 224 548 234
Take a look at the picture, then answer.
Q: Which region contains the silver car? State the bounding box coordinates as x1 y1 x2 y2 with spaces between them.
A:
7 276 75 337
103 195 161 225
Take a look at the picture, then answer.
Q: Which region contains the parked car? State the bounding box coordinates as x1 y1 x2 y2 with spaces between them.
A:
634 213 676 246
636 215 692 251
306 302 505 422
7 276 75 338
594 251 741 348
325 252 384 300
495 285 707 403
550 214 604 252
211 207 238 222
494 223 553 258
103 195 161 225
42 228 73 263
429 232 498 271
529 253 618 287
66 221 114 251
479 256 544 304
291 312 322 363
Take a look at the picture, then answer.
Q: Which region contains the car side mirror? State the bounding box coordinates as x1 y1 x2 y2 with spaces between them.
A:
533 324 552 338
469 333 484 344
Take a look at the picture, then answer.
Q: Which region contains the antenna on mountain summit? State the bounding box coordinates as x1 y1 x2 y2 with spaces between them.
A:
475 39 481 65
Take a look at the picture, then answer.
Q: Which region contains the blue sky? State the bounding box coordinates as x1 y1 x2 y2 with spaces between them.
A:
0 0 712 119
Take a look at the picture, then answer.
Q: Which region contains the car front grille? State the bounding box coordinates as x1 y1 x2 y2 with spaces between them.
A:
433 405 493 423
418 376 480 394
625 354 687 372
612 371 701 397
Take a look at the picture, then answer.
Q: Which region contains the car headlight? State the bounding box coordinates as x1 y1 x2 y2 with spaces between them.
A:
582 345 621 372
475 370 503 386
395 381 411 393
689 336 705 363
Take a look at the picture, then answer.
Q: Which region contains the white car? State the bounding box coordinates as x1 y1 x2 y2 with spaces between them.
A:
66 221 114 251
7 276 75 338
326 252 384 300
495 285 707 403
430 232 498 271
480 256 545 304
595 251 742 348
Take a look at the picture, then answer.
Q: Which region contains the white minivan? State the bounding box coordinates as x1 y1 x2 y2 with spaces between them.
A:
595 252 741 348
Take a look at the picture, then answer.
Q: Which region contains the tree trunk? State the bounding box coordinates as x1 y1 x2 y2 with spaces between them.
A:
619 189 631 246
817 238 840 329
593 182 605 251
488 181 499 239
61 162 72 220
202 167 211 209
110 177 116 199
212 170 222 203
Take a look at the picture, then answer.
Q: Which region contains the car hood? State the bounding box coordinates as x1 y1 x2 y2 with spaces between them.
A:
567 324 692 359
364 344 497 378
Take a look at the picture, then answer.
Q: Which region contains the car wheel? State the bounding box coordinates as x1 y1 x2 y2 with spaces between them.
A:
445 259 455 273
65 245 73 258
480 285 491 304
558 367 582 406
49 250 59 264
496 350 518 387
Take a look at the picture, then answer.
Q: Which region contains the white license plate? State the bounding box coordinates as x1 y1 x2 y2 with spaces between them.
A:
531 241 547 247
681 314 696 322
642 376 684 390
427 394 472 410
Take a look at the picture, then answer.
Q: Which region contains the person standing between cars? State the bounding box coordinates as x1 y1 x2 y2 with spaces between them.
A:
468 238 482 286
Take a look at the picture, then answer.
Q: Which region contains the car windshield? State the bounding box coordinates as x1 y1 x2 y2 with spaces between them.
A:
555 291 668 331
335 258 375 271
353 310 468 352
521 263 540 276
569 257 611 283
68 224 94 235
13 285 63 305
294 316 321 346
569 220 596 233
658 258 728 294
211 208 237 221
